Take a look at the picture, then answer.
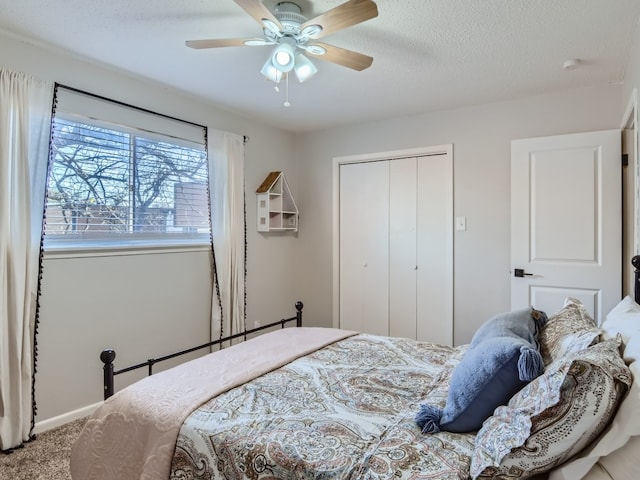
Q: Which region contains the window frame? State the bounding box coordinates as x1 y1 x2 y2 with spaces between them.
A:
43 88 211 254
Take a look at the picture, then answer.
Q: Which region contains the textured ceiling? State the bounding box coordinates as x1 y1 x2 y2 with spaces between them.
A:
1 0 639 133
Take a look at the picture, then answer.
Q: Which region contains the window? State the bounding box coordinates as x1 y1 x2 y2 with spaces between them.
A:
44 88 209 250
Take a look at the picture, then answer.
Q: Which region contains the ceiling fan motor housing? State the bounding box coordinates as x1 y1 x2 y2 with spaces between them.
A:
273 2 307 35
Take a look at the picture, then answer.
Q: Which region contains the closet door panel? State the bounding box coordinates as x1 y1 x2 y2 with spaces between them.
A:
389 157 417 339
339 161 389 335
416 154 453 345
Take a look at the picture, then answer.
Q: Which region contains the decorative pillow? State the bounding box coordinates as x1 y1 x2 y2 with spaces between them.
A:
538 298 601 365
550 296 640 480
470 306 547 348
470 337 632 480
416 307 546 434
601 295 640 363
549 362 640 480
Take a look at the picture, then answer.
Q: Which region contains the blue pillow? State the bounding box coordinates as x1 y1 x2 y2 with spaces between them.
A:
471 306 547 348
416 307 547 434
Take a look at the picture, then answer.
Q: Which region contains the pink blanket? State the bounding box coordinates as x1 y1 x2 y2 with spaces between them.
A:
70 327 355 480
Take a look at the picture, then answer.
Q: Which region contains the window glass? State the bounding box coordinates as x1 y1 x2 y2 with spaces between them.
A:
44 103 209 250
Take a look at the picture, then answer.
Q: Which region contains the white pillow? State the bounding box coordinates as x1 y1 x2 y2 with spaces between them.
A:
550 296 640 480
601 295 640 364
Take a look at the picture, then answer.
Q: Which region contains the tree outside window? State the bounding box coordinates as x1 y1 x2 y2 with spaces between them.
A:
44 117 209 248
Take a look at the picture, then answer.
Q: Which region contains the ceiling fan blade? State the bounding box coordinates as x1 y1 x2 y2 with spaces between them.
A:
185 38 271 49
306 42 373 71
234 0 283 33
301 0 378 40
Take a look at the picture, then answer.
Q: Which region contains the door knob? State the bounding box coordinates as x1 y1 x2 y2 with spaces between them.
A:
514 268 534 278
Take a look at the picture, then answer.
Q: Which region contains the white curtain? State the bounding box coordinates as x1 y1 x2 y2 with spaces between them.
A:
208 130 246 341
0 69 53 450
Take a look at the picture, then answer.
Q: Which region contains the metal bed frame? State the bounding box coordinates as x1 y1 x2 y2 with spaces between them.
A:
98 255 640 401
100 301 303 400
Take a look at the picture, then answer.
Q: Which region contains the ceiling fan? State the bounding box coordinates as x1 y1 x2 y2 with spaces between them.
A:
186 0 378 90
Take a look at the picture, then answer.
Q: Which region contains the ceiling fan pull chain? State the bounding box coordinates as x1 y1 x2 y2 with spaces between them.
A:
284 73 291 107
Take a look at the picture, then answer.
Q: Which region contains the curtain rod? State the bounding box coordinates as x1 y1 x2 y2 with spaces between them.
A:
55 83 249 143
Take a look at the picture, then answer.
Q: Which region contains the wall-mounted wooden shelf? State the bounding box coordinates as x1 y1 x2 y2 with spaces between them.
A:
256 171 298 232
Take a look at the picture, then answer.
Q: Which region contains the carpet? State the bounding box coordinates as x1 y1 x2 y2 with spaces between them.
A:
0 418 86 480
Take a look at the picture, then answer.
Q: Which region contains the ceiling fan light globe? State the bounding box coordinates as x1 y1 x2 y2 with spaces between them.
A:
261 58 283 83
271 43 295 72
275 50 292 66
294 54 317 83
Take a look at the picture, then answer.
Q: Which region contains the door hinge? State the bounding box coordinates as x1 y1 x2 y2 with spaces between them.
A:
622 153 629 167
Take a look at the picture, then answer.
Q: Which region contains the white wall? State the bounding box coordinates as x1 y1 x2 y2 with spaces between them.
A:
0 30 300 426
294 85 623 344
622 20 640 109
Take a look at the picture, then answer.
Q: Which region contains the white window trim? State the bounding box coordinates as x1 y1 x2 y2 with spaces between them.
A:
44 87 210 253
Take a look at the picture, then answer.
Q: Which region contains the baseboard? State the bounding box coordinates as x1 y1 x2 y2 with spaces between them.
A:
34 401 102 434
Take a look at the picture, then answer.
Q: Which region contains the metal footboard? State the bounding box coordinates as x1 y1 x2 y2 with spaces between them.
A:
100 301 303 400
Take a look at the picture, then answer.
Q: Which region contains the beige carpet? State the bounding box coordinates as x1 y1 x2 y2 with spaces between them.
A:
0 418 86 480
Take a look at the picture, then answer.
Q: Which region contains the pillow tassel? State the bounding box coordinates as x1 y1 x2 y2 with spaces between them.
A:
415 404 442 434
531 309 548 330
517 346 544 381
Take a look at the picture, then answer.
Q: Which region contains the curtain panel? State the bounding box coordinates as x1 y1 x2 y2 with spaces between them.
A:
208 130 246 342
0 68 53 450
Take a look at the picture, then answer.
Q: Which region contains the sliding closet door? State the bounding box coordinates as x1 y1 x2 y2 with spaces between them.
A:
389 158 418 338
416 154 453 344
338 149 453 344
339 160 389 335
388 155 453 343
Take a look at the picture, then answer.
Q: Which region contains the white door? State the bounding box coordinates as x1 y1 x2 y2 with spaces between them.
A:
338 150 453 343
388 155 454 343
389 157 418 339
339 160 389 335
511 130 621 322
416 154 453 345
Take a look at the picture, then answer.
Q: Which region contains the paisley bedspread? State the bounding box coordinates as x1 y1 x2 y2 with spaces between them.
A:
170 334 475 479
71 327 357 480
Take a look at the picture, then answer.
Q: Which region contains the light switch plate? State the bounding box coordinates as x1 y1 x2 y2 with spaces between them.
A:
456 216 467 231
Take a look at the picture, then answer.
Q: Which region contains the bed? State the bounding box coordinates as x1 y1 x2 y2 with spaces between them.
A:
70 266 640 480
